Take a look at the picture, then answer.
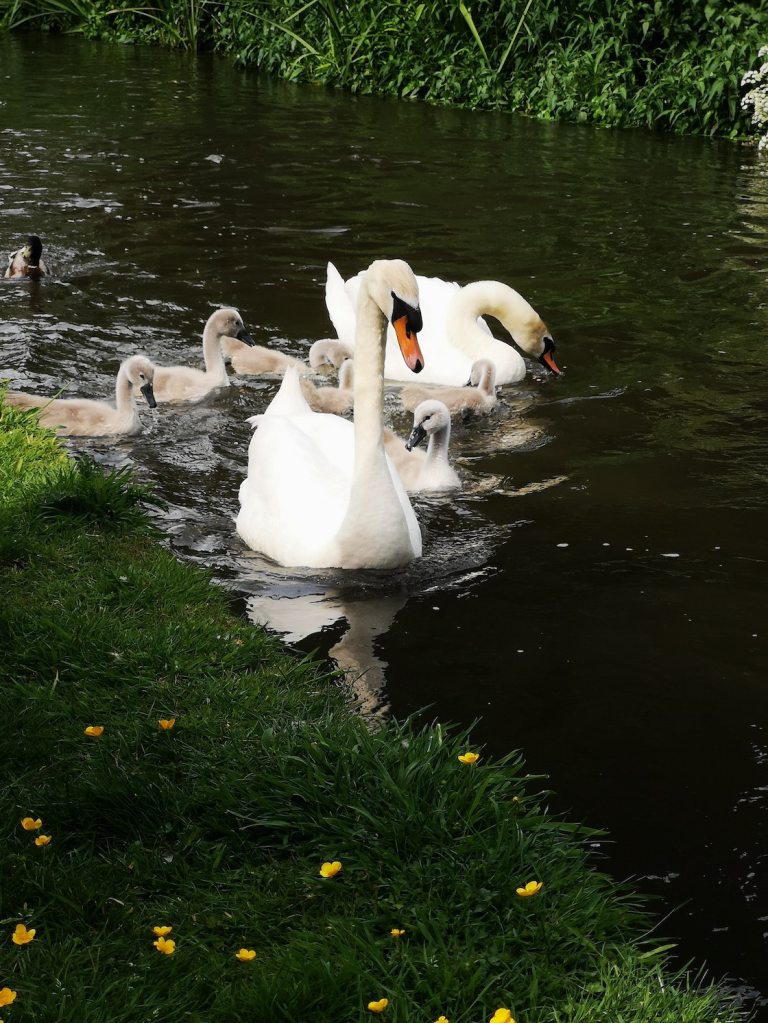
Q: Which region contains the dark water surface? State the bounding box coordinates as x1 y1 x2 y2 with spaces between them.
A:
2 32 768 1012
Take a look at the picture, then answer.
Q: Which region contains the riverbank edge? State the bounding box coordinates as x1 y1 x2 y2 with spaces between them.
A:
2 2 768 139
0 398 742 1022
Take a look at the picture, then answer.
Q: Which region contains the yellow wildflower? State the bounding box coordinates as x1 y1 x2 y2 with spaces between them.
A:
434 1017 450 1023
21 817 42 831
84 725 104 737
235 948 257 962
152 926 173 937
158 719 176 731
0 988 17 1007
489 1010 515 1023
457 751 480 765
12 923 36 945
390 928 406 938
516 880 543 898
35 834 52 846
367 998 389 1013
319 860 342 879
153 936 176 955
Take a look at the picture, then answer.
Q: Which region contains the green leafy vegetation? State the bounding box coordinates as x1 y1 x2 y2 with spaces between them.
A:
2 0 767 137
0 399 742 1020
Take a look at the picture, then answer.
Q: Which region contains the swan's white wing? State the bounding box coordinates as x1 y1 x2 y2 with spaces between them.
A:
325 262 358 349
238 409 355 567
331 267 483 384
386 453 422 556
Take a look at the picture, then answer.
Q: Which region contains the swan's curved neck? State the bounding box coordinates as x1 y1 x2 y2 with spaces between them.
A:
351 292 386 457
449 281 537 356
334 276 414 566
478 364 495 395
114 365 136 415
427 421 452 467
202 325 229 383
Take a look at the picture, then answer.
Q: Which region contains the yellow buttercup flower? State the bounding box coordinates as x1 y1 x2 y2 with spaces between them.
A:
153 936 176 955
516 880 543 898
235 948 257 961
457 751 480 765
489 1010 515 1023
390 928 406 937
152 926 173 937
12 923 36 945
434 1016 450 1023
21 817 42 831
367 998 389 1013
0 988 17 1007
319 860 342 878
35 834 52 846
84 725 104 737
158 718 176 731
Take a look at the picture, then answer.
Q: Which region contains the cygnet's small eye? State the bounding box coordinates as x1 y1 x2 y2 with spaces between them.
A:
139 373 146 380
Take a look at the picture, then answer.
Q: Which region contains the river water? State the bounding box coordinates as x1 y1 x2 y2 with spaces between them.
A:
2 32 767 1012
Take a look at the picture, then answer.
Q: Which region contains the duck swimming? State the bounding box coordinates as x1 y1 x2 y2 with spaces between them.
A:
4 235 48 279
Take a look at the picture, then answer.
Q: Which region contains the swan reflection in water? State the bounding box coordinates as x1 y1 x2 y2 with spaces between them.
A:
246 586 408 717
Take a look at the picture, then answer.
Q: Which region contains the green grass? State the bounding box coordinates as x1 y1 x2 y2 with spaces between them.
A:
2 0 767 137
0 399 741 1021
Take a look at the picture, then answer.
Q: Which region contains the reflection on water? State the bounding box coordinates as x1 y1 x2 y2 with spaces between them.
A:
247 587 408 716
2 31 768 1016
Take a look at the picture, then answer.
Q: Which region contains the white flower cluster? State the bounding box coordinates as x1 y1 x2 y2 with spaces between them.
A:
742 45 768 151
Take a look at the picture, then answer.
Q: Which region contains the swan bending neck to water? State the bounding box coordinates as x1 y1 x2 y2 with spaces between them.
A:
383 399 460 493
326 262 559 385
236 259 424 569
148 308 255 402
5 355 157 436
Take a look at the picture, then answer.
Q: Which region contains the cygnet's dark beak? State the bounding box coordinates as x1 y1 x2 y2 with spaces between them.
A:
141 381 157 409
237 327 256 347
405 421 427 452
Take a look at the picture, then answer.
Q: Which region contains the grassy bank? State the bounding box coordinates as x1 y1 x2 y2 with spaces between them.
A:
0 398 740 1022
3 0 768 138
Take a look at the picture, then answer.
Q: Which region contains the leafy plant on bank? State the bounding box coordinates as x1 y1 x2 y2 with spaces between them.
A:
2 0 768 137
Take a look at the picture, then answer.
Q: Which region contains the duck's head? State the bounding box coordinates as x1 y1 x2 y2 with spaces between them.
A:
23 235 43 267
406 399 451 451
126 355 158 408
207 307 256 346
366 259 424 374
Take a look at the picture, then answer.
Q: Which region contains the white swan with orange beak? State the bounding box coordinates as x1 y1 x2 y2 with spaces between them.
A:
236 259 424 569
325 262 559 385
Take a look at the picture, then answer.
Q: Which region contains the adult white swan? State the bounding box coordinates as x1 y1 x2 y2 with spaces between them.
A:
236 259 424 569
325 261 559 385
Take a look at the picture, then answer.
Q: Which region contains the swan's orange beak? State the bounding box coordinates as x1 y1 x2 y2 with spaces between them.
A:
393 315 424 374
540 350 560 374
538 337 560 375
